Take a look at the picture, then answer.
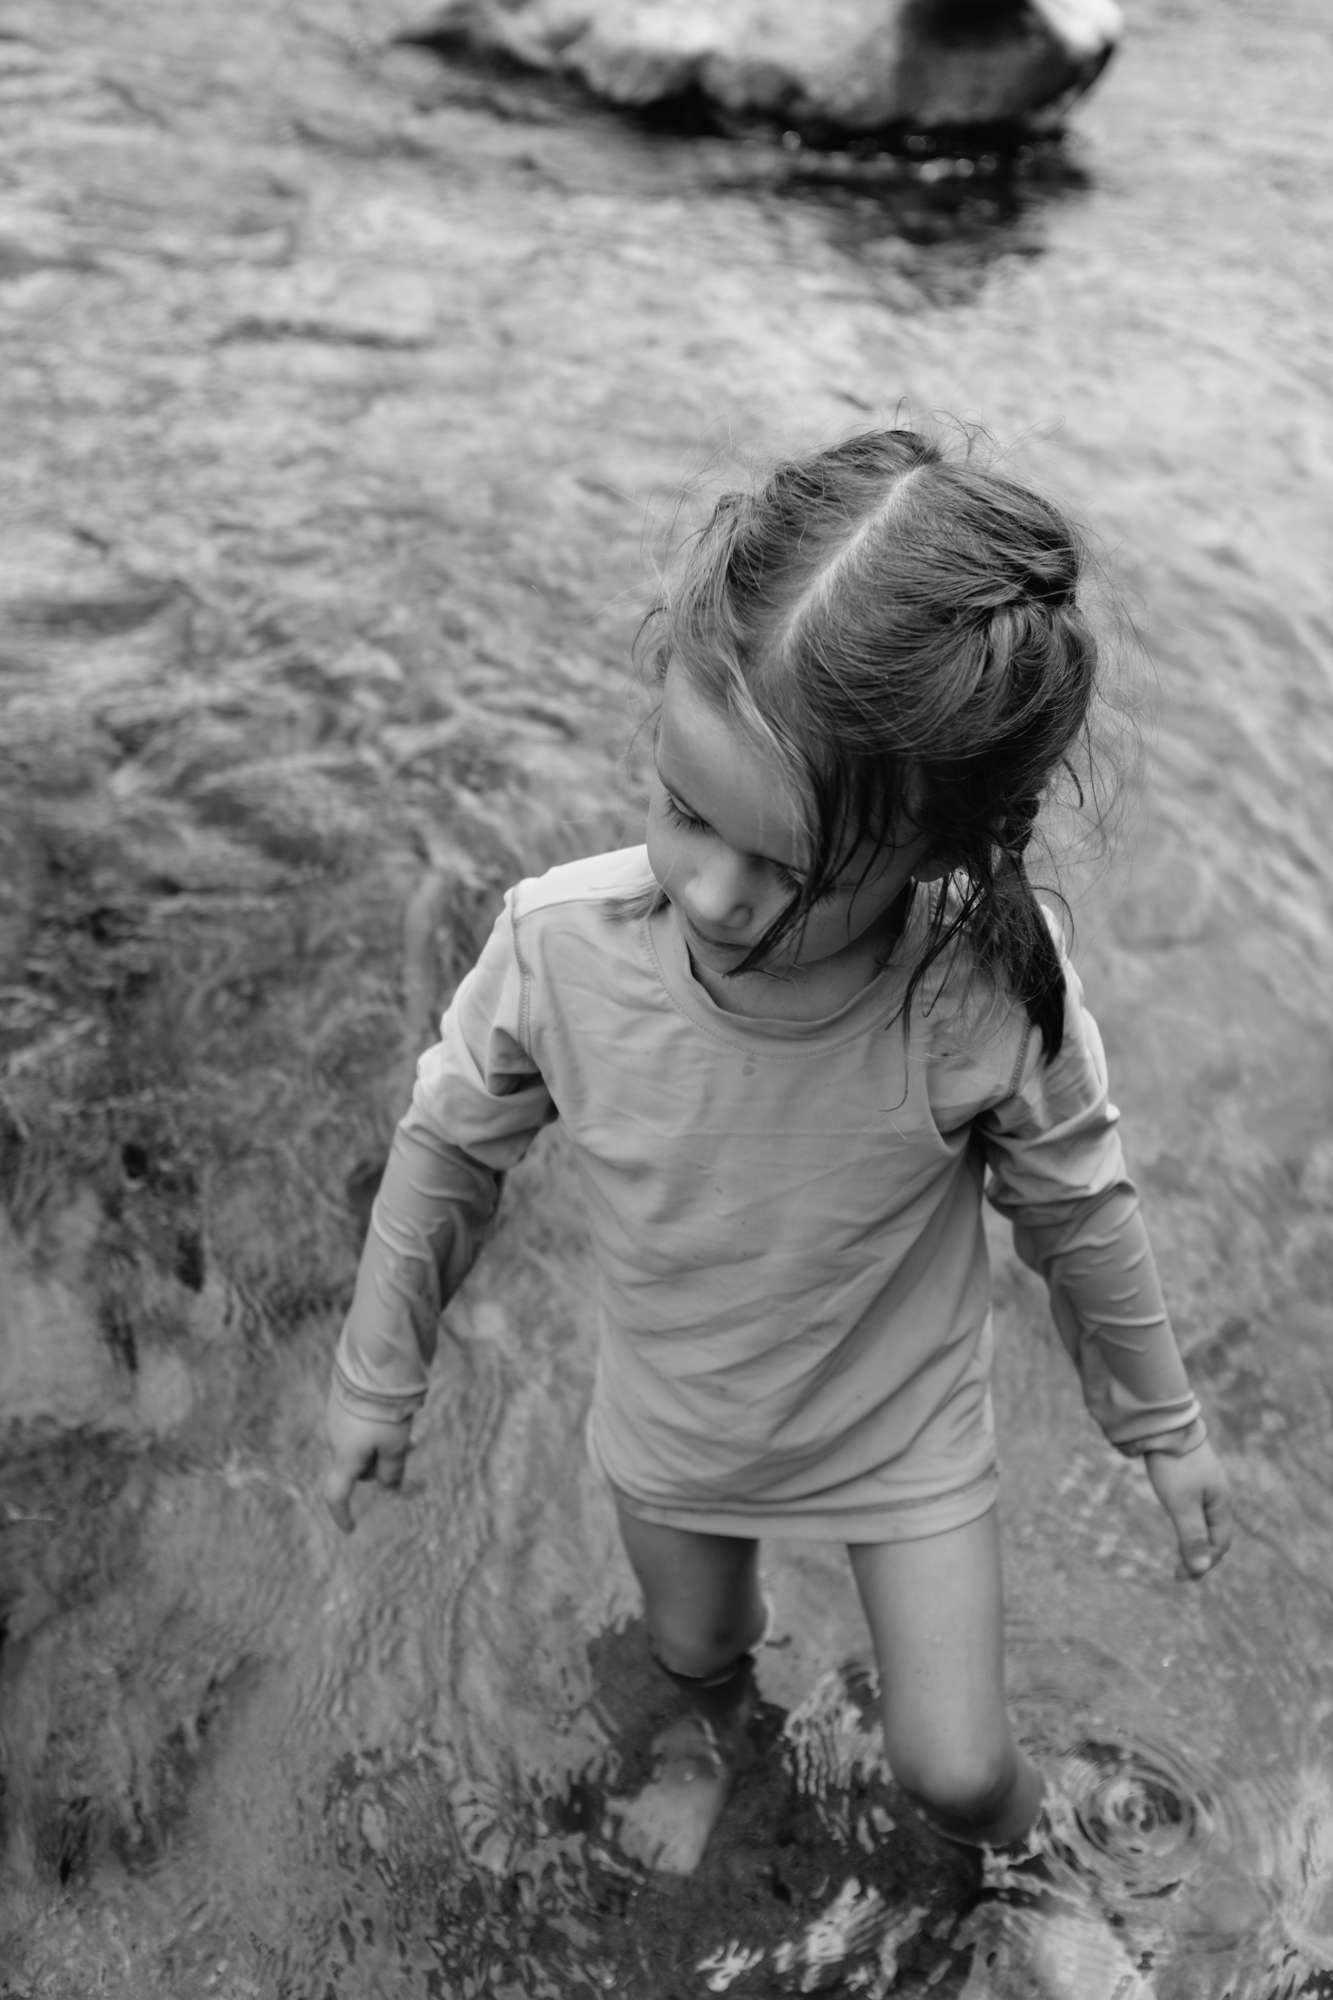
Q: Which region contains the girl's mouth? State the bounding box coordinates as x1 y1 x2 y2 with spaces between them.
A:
681 913 750 956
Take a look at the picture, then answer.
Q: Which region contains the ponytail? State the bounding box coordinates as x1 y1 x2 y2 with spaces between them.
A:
971 854 1067 1060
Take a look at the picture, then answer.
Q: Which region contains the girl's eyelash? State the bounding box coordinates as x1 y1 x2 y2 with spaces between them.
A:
662 789 835 905
662 792 710 834
796 874 839 906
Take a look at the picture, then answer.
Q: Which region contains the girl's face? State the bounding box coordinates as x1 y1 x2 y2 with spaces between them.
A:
646 664 939 1005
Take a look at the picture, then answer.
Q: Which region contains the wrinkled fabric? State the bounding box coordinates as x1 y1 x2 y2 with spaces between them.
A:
333 848 1200 1539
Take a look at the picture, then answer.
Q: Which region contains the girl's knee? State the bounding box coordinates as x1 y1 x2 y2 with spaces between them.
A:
615 1508 763 1679
890 1733 1026 1837
650 1608 759 1681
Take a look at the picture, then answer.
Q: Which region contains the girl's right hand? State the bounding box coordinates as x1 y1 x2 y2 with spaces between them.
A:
323 1395 414 1534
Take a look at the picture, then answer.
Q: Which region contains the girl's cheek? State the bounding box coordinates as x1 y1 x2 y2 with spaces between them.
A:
644 808 676 894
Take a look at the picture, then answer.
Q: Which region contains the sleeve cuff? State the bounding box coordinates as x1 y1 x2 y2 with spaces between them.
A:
331 1361 426 1424
1115 1415 1209 1459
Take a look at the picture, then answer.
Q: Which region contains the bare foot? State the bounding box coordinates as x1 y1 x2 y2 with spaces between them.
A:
603 1713 735 1875
973 1813 1154 2000
962 1888 1154 2000
1025 1904 1153 2000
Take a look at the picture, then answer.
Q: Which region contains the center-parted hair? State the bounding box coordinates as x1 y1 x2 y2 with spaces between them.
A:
640 427 1102 1058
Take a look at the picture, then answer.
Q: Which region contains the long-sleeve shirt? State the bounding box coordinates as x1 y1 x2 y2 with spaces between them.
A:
333 847 1201 1541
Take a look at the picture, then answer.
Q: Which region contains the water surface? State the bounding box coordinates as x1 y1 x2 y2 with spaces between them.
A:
1 0 1331 1993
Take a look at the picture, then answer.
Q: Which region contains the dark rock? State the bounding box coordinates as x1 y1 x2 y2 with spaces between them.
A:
410 0 1122 140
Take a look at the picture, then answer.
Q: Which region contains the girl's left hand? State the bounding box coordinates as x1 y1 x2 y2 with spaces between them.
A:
1145 1437 1234 1580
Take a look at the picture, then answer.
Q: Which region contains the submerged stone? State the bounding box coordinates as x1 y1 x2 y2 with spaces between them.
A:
410 0 1122 140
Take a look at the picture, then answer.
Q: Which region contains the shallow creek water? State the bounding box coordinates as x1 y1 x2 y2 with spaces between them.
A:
0 0 1331 1994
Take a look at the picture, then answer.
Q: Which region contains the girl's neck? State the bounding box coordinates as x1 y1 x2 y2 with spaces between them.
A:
687 955 873 1022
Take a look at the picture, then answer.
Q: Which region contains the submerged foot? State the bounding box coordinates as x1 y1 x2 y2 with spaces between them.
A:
602 1712 736 1875
960 1901 1152 2000
1024 1903 1153 2000
968 1824 1154 2000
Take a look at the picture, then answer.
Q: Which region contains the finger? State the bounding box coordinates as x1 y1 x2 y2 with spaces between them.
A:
323 1465 357 1535
374 1445 409 1492
1178 1517 1221 1579
1165 1493 1215 1579
1176 1536 1216 1584
1203 1485 1234 1560
1179 1540 1216 1579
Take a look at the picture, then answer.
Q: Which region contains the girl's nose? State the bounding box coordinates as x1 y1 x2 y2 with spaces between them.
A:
685 850 755 931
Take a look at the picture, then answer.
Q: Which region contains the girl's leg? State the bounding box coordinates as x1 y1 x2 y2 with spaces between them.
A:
615 1501 768 1676
848 1509 1043 1850
604 1502 767 1873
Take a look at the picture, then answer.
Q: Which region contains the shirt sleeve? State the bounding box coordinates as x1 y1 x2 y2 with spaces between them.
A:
978 955 1202 1453
331 892 556 1421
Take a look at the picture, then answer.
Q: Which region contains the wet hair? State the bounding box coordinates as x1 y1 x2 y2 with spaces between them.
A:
639 426 1103 1059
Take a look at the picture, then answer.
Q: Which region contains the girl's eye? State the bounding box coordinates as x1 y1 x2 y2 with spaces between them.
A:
785 871 838 907
660 785 836 907
774 862 844 907
662 791 710 834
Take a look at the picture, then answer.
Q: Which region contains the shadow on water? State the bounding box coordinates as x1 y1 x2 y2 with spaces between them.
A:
765 129 1091 238
395 27 1097 291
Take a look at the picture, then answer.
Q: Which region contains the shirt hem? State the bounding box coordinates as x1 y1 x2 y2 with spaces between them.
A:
592 1436 998 1545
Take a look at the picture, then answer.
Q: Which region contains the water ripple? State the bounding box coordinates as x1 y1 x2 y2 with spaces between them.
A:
1052 1734 1217 1903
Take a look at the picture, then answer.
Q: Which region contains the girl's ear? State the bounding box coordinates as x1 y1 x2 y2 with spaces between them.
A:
913 849 953 884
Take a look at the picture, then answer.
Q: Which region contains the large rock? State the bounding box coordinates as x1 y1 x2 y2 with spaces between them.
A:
414 0 1123 139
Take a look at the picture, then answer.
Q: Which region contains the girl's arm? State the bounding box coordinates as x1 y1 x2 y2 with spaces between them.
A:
324 893 555 1530
323 1114 505 1531
980 955 1233 1577
332 1111 507 1421
1004 1186 1232 1577
1003 1183 1200 1452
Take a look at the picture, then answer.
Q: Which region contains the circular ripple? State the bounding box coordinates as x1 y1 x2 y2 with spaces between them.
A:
1053 1735 1217 1901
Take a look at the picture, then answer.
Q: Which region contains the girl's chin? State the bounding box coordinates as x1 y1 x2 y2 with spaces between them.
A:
676 912 750 962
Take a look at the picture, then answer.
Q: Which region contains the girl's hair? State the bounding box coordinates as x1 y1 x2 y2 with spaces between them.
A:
639 426 1103 1060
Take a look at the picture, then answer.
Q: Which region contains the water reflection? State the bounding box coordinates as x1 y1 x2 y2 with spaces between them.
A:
757 132 1093 242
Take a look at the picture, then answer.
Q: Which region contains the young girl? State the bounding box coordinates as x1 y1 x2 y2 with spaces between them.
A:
323 427 1232 1903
